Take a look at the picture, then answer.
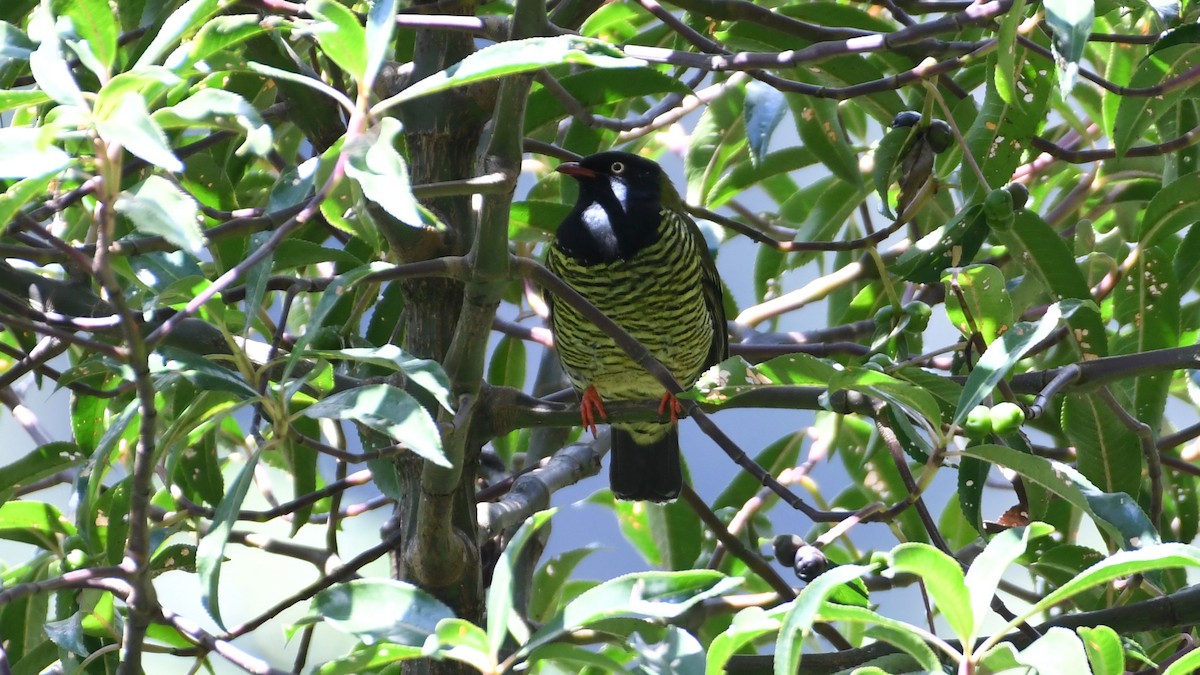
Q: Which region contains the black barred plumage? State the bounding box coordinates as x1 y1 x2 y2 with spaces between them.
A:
546 151 727 502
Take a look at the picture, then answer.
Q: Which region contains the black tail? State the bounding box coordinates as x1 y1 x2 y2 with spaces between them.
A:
609 427 682 503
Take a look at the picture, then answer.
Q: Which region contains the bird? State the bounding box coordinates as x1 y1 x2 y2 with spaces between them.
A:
545 151 727 502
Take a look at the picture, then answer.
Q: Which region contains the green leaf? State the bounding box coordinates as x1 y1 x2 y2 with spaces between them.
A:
891 205 988 283
245 60 355 111
829 366 943 431
0 501 76 549
1077 625 1124 675
889 544 973 645
960 444 1159 550
792 94 860 185
154 88 272 157
363 0 396 90
952 303 1063 427
0 443 86 507
1113 26 1200 158
284 262 388 379
524 68 689 132
774 564 873 675
1044 0 1094 93
134 0 221 68
1018 626 1091 673
53 0 117 72
522 571 738 658
487 510 553 657
1112 246 1178 431
374 36 644 114
151 347 259 400
0 20 34 61
307 345 454 413
529 545 600 624
1139 173 1200 246
114 176 204 256
687 82 745 206
1165 647 1200 675
28 7 86 108
307 578 456 645
526 642 628 672
345 117 422 227
315 642 423 675
1002 543 1200 637
306 0 367 83
433 618 494 671
995 0 1029 104
707 607 781 674
303 385 448 467
942 264 1013 344
815 603 941 672
963 524 1054 643
197 448 260 629
164 14 267 73
0 127 68 179
991 209 1107 356
958 452 989 536
1061 394 1142 497
94 69 185 172
872 123 918 218
961 59 1051 200
709 147 816 210
0 89 51 112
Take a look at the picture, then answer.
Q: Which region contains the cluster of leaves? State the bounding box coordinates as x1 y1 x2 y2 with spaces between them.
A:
1 0 1200 673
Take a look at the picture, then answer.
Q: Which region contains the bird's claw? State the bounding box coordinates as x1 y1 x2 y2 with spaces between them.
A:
580 385 608 437
658 392 682 425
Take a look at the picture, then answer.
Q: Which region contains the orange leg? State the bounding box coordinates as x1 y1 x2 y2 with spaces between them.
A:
657 391 682 425
580 385 609 436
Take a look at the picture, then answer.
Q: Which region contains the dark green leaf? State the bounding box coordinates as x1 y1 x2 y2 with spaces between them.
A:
960 444 1158 550
942 263 1013 344
952 304 1063 427
307 578 456 645
197 448 260 628
1061 394 1142 498
307 0 368 83
115 176 204 255
1044 0 1094 93
302 384 448 467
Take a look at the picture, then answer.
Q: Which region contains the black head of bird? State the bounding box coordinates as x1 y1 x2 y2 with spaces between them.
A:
554 151 672 265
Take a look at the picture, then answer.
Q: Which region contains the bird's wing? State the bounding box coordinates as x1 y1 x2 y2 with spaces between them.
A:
661 178 728 366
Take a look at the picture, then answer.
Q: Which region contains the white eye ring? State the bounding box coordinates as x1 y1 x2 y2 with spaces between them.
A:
611 161 625 174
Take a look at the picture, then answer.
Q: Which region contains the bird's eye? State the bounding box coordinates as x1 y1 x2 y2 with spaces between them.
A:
610 161 625 174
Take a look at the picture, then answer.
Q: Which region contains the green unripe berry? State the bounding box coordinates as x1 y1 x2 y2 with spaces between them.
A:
902 301 932 333
990 401 1025 434
873 304 897 327
983 188 1015 231
963 405 993 439
65 549 88 570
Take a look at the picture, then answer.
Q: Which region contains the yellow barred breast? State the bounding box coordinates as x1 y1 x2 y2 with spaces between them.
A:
547 208 716 405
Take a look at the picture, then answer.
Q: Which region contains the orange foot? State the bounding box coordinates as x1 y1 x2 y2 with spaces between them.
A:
580 385 609 436
658 392 682 425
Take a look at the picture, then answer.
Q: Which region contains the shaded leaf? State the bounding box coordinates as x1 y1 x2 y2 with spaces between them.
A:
115 176 204 256
303 385 448 467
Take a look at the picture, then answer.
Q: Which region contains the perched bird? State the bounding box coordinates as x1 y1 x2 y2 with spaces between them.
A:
546 151 727 502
